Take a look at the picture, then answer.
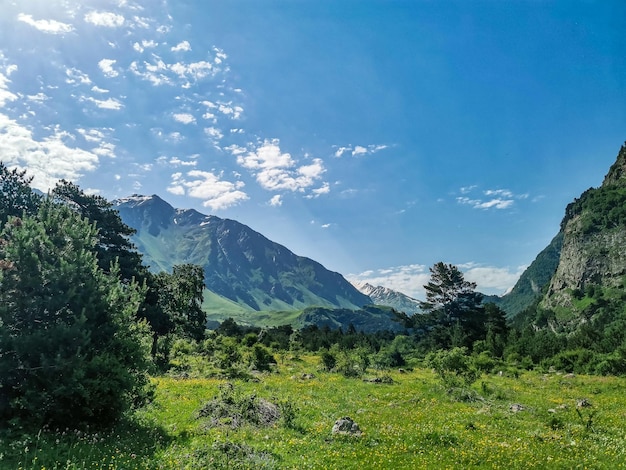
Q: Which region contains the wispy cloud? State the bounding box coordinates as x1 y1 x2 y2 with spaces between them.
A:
456 186 528 210
167 170 249 210
334 144 388 158
17 14 73 34
83 96 124 110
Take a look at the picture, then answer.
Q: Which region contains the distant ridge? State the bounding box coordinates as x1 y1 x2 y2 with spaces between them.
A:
352 281 422 315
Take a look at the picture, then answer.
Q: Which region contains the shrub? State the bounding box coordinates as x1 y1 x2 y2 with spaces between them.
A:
425 347 480 390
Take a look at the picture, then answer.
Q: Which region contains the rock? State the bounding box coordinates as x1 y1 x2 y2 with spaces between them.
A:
509 403 526 413
301 373 316 380
332 417 362 436
577 398 592 408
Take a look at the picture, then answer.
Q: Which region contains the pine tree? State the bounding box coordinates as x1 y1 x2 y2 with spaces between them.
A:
0 202 150 428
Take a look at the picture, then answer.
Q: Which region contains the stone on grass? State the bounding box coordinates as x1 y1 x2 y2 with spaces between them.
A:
332 417 362 436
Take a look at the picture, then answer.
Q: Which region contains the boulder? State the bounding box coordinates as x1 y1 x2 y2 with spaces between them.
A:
332 417 362 436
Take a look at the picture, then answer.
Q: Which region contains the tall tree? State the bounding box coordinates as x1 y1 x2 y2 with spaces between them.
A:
0 202 150 428
420 262 486 349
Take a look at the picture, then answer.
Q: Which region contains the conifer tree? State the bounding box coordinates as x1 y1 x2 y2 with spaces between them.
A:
0 202 150 428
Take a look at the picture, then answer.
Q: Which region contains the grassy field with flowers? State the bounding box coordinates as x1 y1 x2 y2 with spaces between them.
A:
2 354 626 469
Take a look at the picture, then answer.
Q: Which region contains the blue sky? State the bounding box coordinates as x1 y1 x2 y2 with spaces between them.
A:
0 0 624 299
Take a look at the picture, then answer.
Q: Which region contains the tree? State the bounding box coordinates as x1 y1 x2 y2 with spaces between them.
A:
148 264 206 362
0 162 41 227
420 262 486 349
51 180 144 281
0 202 150 428
483 303 509 357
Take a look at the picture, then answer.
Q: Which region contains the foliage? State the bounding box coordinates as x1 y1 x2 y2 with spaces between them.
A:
0 202 150 428
0 163 41 226
51 180 144 281
425 347 480 390
562 185 626 234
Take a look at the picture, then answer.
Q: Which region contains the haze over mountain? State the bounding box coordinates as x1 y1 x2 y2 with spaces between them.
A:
1 1 624 301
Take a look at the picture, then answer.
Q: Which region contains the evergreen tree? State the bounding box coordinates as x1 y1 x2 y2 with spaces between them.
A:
51 180 144 281
419 262 486 349
0 202 150 428
0 162 41 226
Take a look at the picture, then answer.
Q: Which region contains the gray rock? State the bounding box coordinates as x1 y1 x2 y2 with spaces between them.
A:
332 417 362 436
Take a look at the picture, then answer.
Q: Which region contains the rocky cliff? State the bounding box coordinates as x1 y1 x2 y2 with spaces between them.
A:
541 143 626 318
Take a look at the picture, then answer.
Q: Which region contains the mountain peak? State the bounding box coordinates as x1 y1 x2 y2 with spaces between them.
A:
602 142 626 187
352 281 422 315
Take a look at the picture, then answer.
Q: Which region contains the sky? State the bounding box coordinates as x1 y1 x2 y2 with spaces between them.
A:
0 0 624 300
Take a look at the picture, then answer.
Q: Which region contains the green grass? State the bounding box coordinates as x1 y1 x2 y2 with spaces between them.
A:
2 356 626 469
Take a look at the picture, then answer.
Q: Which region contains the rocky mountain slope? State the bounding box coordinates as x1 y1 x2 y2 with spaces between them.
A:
540 143 626 318
496 232 563 317
115 195 371 313
352 282 422 315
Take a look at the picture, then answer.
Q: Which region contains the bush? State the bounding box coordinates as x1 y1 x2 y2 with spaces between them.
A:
425 347 480 390
320 351 337 371
250 344 276 372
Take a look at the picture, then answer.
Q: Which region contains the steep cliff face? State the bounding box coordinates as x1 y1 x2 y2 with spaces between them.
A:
541 143 626 317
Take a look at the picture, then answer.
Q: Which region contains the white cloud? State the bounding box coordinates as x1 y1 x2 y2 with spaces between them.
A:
92 142 116 158
234 139 326 193
77 128 106 143
65 68 92 85
348 264 430 300
84 11 125 28
17 14 73 34
167 157 197 167
91 85 109 93
172 113 195 124
98 59 119 78
461 263 527 295
205 127 223 141
308 182 330 198
83 96 124 110
349 262 526 299
171 41 191 52
334 143 388 158
456 186 527 210
0 73 18 108
0 114 99 191
167 170 249 210
133 39 158 53
268 195 282 207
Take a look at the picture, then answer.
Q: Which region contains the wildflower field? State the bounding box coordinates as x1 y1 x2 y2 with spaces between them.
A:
2 355 626 469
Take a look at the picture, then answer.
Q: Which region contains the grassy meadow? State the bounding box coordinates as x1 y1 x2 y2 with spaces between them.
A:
2 354 626 469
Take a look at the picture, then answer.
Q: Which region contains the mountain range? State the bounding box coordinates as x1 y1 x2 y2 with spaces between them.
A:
114 143 626 330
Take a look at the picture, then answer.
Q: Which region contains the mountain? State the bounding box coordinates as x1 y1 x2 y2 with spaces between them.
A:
114 195 372 314
540 143 626 320
352 282 422 315
496 232 564 317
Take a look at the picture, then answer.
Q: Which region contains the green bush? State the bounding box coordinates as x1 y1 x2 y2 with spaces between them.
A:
425 347 480 389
